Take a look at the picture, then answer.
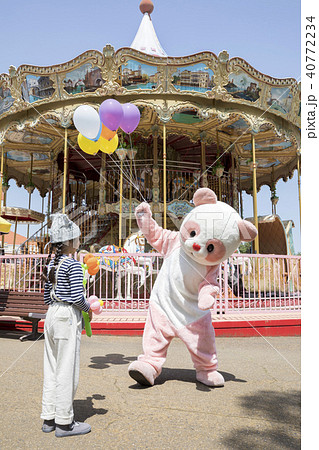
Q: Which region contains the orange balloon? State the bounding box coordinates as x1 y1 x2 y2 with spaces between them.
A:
101 124 117 141
84 254 100 276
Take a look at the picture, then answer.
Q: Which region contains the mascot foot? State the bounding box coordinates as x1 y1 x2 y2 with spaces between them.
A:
196 370 225 387
128 360 157 387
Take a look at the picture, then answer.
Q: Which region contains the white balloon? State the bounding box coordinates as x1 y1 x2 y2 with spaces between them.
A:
73 105 101 140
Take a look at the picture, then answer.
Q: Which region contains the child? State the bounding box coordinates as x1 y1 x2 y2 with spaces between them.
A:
41 213 92 437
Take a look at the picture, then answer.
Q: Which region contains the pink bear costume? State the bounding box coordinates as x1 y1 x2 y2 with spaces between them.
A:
128 188 257 387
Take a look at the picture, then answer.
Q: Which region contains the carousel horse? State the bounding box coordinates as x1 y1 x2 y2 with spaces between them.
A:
171 174 200 198
122 166 152 201
98 231 154 299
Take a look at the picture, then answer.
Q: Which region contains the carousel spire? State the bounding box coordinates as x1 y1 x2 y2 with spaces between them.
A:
130 0 167 57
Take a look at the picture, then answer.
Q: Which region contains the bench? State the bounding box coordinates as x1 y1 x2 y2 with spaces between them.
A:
0 290 48 341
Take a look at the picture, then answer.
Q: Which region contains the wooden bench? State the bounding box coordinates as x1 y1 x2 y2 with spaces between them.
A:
0 290 48 341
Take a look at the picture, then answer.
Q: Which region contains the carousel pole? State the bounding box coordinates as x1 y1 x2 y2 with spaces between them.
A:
127 149 137 235
163 123 167 228
12 217 18 254
251 134 259 253
0 145 4 216
62 128 68 213
0 146 4 249
297 151 301 227
200 131 207 188
27 153 34 241
119 159 124 247
238 156 243 218
116 148 127 247
216 130 222 200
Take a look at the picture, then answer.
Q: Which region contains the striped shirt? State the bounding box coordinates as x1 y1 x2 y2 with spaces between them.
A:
44 256 90 312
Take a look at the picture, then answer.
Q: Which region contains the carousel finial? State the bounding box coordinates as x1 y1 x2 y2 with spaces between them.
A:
140 0 154 15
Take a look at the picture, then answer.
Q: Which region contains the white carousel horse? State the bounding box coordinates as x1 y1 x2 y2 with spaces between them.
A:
122 167 152 201
98 231 154 299
123 231 154 296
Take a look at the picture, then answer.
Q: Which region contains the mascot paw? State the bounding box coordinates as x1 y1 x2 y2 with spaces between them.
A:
135 202 151 218
196 370 225 387
198 287 219 310
128 360 156 387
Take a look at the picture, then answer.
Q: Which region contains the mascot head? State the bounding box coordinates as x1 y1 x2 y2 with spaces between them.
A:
180 188 257 266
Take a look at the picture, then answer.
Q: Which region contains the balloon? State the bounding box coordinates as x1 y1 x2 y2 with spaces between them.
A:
73 105 101 140
99 134 119 154
88 295 103 315
78 133 100 155
101 124 117 141
120 103 140 134
99 99 123 131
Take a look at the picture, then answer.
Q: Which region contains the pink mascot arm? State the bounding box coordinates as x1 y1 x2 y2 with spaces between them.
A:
135 203 179 256
198 266 220 310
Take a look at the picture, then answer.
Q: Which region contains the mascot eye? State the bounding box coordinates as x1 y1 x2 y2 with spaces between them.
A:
207 244 214 253
190 230 196 237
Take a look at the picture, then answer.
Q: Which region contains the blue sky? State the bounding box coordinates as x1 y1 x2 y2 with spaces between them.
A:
0 0 301 251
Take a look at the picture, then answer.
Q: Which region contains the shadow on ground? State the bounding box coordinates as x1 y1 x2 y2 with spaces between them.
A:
74 394 108 422
89 353 136 369
223 389 301 449
129 366 247 391
0 329 44 341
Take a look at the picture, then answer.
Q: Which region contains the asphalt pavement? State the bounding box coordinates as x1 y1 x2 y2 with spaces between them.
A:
0 331 301 449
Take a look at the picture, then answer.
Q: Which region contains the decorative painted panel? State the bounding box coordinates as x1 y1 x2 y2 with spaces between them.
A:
172 63 214 93
0 86 14 116
6 130 53 145
267 87 293 114
6 150 49 161
225 72 261 102
21 75 55 103
243 139 293 152
224 118 250 134
63 63 104 95
167 200 194 217
120 60 160 90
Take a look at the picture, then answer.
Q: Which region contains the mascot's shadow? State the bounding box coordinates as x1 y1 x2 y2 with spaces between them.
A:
74 394 108 422
129 367 247 391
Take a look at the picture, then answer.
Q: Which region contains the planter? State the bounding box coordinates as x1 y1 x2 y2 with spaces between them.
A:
215 167 224 178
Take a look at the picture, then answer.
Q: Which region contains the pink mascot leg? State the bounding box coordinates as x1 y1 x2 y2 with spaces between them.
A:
177 313 225 387
128 304 176 386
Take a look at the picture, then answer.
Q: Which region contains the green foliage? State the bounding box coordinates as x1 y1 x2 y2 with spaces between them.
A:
239 242 252 253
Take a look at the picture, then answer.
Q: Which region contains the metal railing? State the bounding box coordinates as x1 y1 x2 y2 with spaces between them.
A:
0 253 301 315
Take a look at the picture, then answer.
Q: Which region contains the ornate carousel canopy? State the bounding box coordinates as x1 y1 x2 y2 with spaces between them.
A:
0 206 45 224
0 0 300 198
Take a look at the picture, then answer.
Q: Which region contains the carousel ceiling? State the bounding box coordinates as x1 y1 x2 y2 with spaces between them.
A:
0 45 300 195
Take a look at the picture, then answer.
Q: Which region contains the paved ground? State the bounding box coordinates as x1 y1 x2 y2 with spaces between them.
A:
0 331 300 449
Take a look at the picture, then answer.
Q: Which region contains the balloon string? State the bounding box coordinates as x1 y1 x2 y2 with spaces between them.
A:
129 134 140 198
108 153 147 203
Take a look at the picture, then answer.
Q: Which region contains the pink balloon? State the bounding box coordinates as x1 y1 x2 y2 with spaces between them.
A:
120 103 140 134
99 99 124 131
88 295 102 314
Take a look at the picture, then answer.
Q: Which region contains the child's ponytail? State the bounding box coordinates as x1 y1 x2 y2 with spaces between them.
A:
48 242 64 284
41 244 53 283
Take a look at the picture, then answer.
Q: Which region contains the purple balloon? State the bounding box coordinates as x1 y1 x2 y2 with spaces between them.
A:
120 103 141 134
99 99 124 131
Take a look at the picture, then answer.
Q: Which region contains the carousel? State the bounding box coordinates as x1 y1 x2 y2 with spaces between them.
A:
0 0 301 256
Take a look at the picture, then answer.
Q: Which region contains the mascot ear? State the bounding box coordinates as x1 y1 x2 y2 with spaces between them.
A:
193 188 217 207
238 220 258 242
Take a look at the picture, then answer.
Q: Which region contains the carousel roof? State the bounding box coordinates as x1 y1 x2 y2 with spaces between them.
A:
0 206 45 224
130 1 167 57
0 0 300 196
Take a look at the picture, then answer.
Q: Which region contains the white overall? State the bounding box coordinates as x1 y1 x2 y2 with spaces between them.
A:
41 257 83 425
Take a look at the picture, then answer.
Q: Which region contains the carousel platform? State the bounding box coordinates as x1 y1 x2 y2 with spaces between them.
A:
0 310 301 338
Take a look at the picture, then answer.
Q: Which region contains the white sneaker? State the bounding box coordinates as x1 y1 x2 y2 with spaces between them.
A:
55 421 91 437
